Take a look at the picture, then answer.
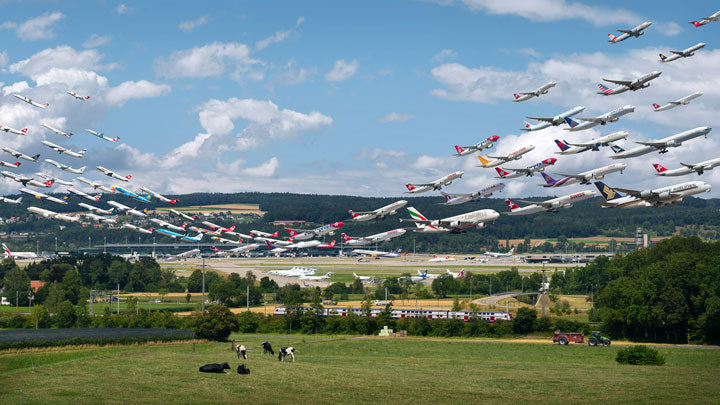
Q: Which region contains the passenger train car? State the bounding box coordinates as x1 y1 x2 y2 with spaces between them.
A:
273 306 513 322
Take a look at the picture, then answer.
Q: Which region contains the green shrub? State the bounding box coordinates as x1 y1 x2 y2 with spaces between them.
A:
194 305 239 341
616 346 665 366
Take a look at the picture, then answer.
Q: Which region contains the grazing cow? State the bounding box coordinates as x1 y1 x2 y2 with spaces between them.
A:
236 344 247 360
237 364 250 374
199 362 231 373
261 341 274 355
278 347 295 362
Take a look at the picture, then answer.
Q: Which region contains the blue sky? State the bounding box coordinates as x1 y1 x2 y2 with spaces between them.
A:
0 0 719 198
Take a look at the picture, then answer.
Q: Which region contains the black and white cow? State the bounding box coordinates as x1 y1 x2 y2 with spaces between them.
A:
236 344 247 360
261 341 274 355
199 362 231 373
278 347 295 362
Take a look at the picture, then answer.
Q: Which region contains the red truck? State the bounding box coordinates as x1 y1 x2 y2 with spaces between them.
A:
552 330 584 345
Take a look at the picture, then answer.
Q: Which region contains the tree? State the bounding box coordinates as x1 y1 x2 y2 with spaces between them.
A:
513 307 537 335
209 280 237 306
185 293 192 303
194 305 239 341
61 269 86 305
44 282 65 313
31 304 51 328
0 257 18 280
3 266 30 306
55 300 77 328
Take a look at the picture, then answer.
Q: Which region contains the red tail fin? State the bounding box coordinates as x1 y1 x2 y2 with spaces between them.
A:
454 145 464 154
652 103 661 110
125 175 132 180
348 210 358 218
169 199 178 205
513 93 520 99
286 227 298 236
44 180 54 186
341 233 351 242
691 21 702 27
13 162 20 167
405 184 415 191
505 199 520 210
21 128 27 134
495 167 510 178
212 246 219 252
652 163 667 173
269 230 279 237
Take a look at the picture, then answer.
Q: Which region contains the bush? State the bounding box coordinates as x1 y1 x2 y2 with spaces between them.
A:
616 346 665 366
194 305 239 341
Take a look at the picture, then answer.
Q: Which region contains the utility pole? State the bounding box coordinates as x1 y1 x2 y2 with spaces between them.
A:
246 285 249 311
541 261 548 317
36 239 39 255
117 284 120 314
55 237 58 252
201 256 206 314
104 237 107 254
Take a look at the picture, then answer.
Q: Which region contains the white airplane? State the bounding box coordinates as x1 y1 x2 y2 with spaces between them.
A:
594 180 711 208
410 271 429 282
284 240 323 250
84 213 116 224
27 206 78 222
608 21 652 43
41 123 72 138
1 171 53 188
254 236 293 247
405 171 464 193
418 269 441 280
164 249 201 261
349 200 408 221
610 126 711 158
402 206 500 233
429 255 455 262
35 173 73 186
19 188 67 204
553 131 629 155
0 160 21 169
564 105 636 132
522 106 585 131
299 272 333 281
76 177 113 193
653 157 720 176
539 163 627 187
352 272 374 281
97 166 131 182
42 141 86 158
0 124 28 136
3 147 39 162
446 269 465 278
78 202 114 215
251 230 280 238
453 136 500 156
597 71 661 95
484 247 515 258
66 187 101 202
653 92 703 112
211 244 261 256
513 81 557 102
66 90 90 100
203 222 244 237
85 129 119 143
0 196 22 204
505 190 597 215
660 43 706 63
285 221 345 240
150 218 186 233
495 158 557 179
14 94 48 109
440 183 505 205
107 200 147 217
351 248 403 258
45 159 85 174
2 243 37 259
477 145 535 168
122 223 153 234
341 228 406 246
690 11 720 27
267 266 316 276
211 236 243 245
139 187 178 204
170 208 196 221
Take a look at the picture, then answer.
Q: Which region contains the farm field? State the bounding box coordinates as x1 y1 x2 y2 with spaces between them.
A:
1 336 718 404
152 203 265 215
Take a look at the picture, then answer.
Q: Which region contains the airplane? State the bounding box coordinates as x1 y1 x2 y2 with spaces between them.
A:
35 173 73 186
594 180 711 208
251 230 280 238
85 129 119 143
44 159 85 174
477 145 535 168
484 247 515 258
608 21 652 43
210 236 244 245
122 223 154 234
27 206 78 222
440 183 505 205
66 90 90 100
107 200 147 217
405 171 464 194
0 124 28 136
495 158 557 179
202 222 244 237
2 243 37 259
76 177 113 193
505 190 597 215
66 187 101 202
1 171 53 188
660 43 706 63
564 105 636 132
299 272 333 281
418 269 442 280
211 244 261 256
148 218 186 233
690 11 720 27
78 202 114 215
97 166 131 182
19 188 68 204
285 221 345 240
522 106 585 131
553 131 629 155
285 239 323 250
610 126 711 158
41 123 72 138
0 196 22 204
264 240 290 255
84 213 116 224
154 228 203 242
653 158 720 176
170 208 196 222
112 185 152 203
351 248 404 258
0 161 21 169
41 141 86 158
446 269 465 278
597 71 661 95
341 228 406 246
254 235 293 247
402 206 500 233
163 249 202 261
267 266 316 276
538 164 627 187
429 255 455 262
317 240 337 249
3 147 39 162
349 200 408 221
14 94 48 109
453 136 500 156
187 225 222 236
352 272 374 281
513 81 557 102
139 187 178 204
653 92 703 112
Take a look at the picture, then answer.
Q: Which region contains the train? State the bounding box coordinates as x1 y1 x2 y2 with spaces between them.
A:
273 305 513 322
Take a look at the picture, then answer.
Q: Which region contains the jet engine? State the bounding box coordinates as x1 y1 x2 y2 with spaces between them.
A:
658 191 671 200
666 139 679 147
476 223 485 230
639 190 653 198
562 203 573 209
448 221 460 228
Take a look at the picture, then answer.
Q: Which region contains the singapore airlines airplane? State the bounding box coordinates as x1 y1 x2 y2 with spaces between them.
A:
564 105 635 132
348 200 407 221
504 190 596 215
522 106 584 131
608 21 652 43
477 145 535 168
554 131 629 155
594 181 711 208
495 158 557 179
453 136 500 156
41 123 72 137
512 81 557 102
690 11 720 27
610 126 711 159
659 43 706 63
402 206 499 233
0 124 28 136
405 171 464 193
440 183 505 205
653 157 720 176
538 164 627 187
653 92 703 112
14 94 48 109
597 71 661 95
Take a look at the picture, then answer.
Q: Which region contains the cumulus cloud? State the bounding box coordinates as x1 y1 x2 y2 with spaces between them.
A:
115 4 131 15
1 11 64 41
0 51 8 67
105 80 171 107
154 42 263 81
82 34 112 48
179 16 208 32
379 112 415 123
9 46 112 80
325 59 358 82
256 16 304 50
276 60 316 86
432 49 458 63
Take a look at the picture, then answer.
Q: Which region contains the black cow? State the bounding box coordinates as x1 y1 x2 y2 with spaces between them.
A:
261 341 274 355
237 364 250 374
278 347 295 362
199 362 231 373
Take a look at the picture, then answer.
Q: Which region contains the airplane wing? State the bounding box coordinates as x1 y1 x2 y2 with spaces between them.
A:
634 141 667 147
519 92 536 95
565 141 597 147
438 220 476 228
603 79 632 86
525 116 554 123
668 101 682 105
671 50 685 55
611 187 649 199
680 163 697 169
554 173 586 180
517 199 548 207
577 117 602 123
617 29 633 34
485 155 508 160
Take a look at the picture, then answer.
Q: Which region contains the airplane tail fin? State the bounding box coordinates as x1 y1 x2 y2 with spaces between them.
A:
43 180 54 186
13 162 20 167
405 183 416 191
454 145 464 155
652 103 661 110
227 226 235 232
286 227 299 237
125 175 132 180
608 34 617 42
564 117 580 128
495 167 510 178
554 139 570 152
509 247 515 254
540 172 557 185
594 181 622 201
327 240 336 247
652 163 667 173
521 121 533 131
690 20 702 27
659 53 667 61
211 246 219 253
31 154 40 161
597 84 614 95
440 191 451 203
406 206 428 228
78 166 86 173
513 93 521 99
458 270 465 278
2 243 11 256
348 209 359 218
341 233 352 242
269 230 279 237
94 194 102 200
477 155 493 166
20 128 27 134
265 240 274 250
168 199 178 205
610 145 625 154
505 199 520 211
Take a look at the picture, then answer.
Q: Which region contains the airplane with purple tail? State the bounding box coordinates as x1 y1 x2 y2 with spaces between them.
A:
538 164 627 187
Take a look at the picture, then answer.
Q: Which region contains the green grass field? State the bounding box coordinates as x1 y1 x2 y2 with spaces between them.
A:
1 336 718 404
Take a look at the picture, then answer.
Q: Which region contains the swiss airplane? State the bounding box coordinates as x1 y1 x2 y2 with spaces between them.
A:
538 163 627 187
608 21 652 43
402 206 500 233
210 236 244 245
0 124 28 136
36 173 73 186
19 188 67 204
495 158 557 179
446 269 465 278
66 187 101 202
690 11 720 27
653 92 703 112
77 177 113 193
41 123 72 138
594 181 711 208
107 200 147 217
348 200 408 221
14 94 48 109
553 131 629 155
41 141 86 158
78 202 114 215
3 147 39 162
0 196 22 204
522 106 585 131
27 206 78 223
405 171 464 193
610 126 711 158
440 183 505 205
477 145 535 168
512 81 557 102
1 171 53 188
504 190 596 215
453 136 500 156
45 159 85 174
97 166 131 182
211 244 261 256
564 105 636 132
341 228 406 246
597 71 661 95
659 43 706 63
351 248 403 258
85 129 119 143
123 223 154 234
170 208 196 221
285 222 344 240
0 160 21 169
653 157 720 176
66 90 90 100
140 187 178 204
428 255 455 262
202 221 238 235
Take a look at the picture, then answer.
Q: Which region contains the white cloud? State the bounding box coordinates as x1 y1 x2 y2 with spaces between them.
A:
115 4 131 15
256 16 305 50
325 59 358 82
83 34 112 48
9 46 110 80
154 42 263 81
2 81 29 96
379 112 415 123
231 157 279 177
277 60 316 86
105 80 171 107
179 16 208 32
655 21 683 36
2 11 65 41
432 49 458 63
0 51 7 67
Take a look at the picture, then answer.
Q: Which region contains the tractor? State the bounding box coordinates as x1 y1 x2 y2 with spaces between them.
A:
587 331 611 346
